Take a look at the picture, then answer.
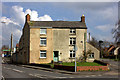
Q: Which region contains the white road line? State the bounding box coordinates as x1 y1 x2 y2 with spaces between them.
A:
57 77 67 78
29 74 35 76
98 74 102 76
85 76 90 77
69 77 75 78
12 69 23 73
29 74 44 78
91 75 96 77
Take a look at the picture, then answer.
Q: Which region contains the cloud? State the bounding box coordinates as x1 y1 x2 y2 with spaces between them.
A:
0 17 21 27
1 5 53 47
95 24 114 32
95 34 114 41
25 9 53 21
11 6 53 25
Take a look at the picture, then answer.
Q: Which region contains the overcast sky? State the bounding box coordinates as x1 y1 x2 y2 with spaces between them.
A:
0 2 119 47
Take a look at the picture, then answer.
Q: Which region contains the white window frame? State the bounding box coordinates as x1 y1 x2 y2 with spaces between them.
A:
70 50 75 58
40 38 46 46
40 50 46 58
70 29 76 34
40 29 47 34
70 38 76 45
89 53 94 58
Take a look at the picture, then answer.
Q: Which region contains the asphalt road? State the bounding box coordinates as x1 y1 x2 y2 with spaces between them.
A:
2 63 119 80
100 59 119 71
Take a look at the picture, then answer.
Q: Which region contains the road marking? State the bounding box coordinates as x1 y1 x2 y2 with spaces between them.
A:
69 77 75 78
91 75 96 77
29 74 35 76
55 76 67 78
29 74 44 78
85 76 90 77
98 74 102 76
12 69 23 73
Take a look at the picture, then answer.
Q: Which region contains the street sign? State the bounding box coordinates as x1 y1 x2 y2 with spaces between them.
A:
73 45 77 51
2 49 10 51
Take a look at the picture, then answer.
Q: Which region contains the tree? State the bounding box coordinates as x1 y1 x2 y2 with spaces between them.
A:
112 20 120 43
88 37 99 50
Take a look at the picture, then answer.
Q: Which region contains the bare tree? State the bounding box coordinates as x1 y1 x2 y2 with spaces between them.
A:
112 20 120 43
89 37 99 49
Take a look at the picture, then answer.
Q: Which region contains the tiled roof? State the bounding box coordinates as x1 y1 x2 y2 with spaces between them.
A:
28 21 87 28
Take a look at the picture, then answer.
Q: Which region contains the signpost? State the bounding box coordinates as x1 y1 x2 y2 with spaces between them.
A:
74 45 77 72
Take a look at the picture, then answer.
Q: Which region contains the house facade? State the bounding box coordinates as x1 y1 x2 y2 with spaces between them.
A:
12 14 100 64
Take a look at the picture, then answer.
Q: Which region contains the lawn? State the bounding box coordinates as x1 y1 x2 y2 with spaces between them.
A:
47 62 103 66
59 62 103 66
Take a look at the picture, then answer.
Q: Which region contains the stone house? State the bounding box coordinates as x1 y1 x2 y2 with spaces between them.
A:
12 14 100 64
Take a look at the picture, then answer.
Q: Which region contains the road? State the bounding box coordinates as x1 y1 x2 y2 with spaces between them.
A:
100 59 119 71
2 63 119 80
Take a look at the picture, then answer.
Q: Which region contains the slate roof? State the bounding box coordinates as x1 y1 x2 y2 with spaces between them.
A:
28 21 87 29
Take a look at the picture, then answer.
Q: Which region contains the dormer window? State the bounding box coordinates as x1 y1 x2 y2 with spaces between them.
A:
70 29 76 34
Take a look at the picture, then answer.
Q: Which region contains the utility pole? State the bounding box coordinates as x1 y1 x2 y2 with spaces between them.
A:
99 40 103 58
84 33 86 61
74 45 77 72
11 33 13 56
89 33 90 42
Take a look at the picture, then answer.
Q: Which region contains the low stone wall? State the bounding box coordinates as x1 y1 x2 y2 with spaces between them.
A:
54 65 109 72
54 65 75 72
77 66 109 71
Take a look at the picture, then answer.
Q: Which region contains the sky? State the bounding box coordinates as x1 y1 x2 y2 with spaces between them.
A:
0 2 119 48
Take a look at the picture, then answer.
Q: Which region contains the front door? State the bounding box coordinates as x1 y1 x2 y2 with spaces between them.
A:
53 51 59 62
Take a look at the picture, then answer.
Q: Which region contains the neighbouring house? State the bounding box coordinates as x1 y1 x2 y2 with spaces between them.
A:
12 43 19 63
12 14 100 64
1 48 10 57
103 44 120 58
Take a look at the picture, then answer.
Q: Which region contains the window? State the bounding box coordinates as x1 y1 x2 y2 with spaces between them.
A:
70 50 75 58
40 50 46 58
70 38 76 45
40 29 46 34
70 29 76 34
89 53 94 58
40 38 46 46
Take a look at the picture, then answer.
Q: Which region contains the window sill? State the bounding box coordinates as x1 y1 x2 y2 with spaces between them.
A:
39 57 46 59
40 34 47 36
69 45 75 46
69 33 76 35
39 45 46 47
69 57 75 59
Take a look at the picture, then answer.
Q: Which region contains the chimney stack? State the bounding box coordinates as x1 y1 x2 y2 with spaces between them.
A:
26 14 30 22
81 14 85 22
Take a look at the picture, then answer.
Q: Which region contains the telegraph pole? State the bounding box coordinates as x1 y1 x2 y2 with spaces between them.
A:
11 33 13 55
